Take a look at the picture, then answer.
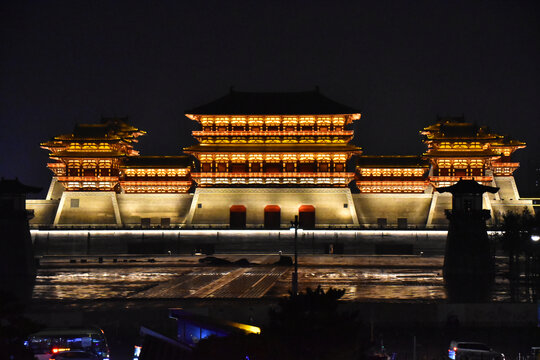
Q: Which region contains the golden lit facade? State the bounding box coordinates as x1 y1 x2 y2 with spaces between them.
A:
42 118 193 193
184 91 362 187
421 118 526 187
355 156 430 193
119 156 193 193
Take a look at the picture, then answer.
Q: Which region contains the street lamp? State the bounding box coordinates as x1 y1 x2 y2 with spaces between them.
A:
290 215 302 296
531 227 539 242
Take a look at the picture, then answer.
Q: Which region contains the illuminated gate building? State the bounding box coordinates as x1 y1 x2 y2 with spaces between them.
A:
29 91 533 229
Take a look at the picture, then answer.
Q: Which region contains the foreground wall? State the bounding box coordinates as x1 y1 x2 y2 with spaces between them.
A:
30 229 448 255
28 178 534 228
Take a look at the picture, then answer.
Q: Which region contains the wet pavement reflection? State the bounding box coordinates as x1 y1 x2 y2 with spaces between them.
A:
32 255 514 302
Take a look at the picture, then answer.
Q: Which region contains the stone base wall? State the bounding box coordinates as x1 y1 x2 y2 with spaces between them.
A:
186 188 358 227
27 179 534 228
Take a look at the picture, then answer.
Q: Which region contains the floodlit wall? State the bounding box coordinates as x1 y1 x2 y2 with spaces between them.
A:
490 176 534 220
186 188 358 227
54 192 121 226
353 194 433 227
27 178 533 228
117 193 193 225
26 200 59 226
426 193 452 227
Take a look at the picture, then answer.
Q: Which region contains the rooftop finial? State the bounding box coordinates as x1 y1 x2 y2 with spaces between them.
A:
315 85 320 93
229 86 235 93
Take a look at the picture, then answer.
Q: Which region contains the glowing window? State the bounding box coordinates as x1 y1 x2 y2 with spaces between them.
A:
214 117 230 126
316 154 331 161
231 154 246 162
470 160 483 168
201 117 214 127
299 117 316 126
82 161 97 168
453 160 468 169
317 117 332 126
439 142 452 149
332 116 345 126
282 117 298 126
453 142 468 149
215 154 229 161
265 117 281 126
231 117 247 126
333 154 347 162
438 160 451 168
248 117 264 126
231 178 246 184
299 154 315 162
282 154 297 161
82 142 98 150
265 154 281 162
248 154 264 161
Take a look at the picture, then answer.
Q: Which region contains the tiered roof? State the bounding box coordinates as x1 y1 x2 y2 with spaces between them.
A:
185 89 361 116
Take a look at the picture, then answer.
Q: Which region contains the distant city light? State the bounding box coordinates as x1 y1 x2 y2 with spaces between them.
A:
531 234 540 242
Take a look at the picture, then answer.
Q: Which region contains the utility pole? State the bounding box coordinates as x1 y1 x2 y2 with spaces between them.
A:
290 215 299 296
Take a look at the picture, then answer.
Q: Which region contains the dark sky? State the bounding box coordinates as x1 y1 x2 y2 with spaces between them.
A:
1 0 539 197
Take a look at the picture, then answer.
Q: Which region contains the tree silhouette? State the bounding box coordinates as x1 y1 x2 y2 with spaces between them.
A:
193 286 365 360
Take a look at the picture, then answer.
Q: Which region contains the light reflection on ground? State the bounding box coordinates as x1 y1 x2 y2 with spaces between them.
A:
32 255 514 302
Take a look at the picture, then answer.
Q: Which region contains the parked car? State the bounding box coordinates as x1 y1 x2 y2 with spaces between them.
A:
448 341 505 360
527 347 540 360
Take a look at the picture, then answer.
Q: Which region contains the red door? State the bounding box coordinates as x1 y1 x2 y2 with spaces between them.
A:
299 205 315 229
230 205 246 229
264 205 281 229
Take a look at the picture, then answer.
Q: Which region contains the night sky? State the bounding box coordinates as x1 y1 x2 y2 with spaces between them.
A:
1 0 539 198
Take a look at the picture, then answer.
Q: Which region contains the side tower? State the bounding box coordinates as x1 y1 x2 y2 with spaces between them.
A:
422 117 529 226
41 117 146 192
184 89 362 228
38 117 194 227
421 117 525 187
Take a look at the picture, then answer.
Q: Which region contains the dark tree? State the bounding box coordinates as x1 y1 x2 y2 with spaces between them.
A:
193 286 365 360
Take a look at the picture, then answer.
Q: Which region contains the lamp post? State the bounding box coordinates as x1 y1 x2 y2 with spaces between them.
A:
290 215 300 296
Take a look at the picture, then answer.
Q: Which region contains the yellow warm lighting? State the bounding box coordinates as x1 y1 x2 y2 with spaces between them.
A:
332 116 345 126
265 154 280 162
248 154 264 161
264 117 281 126
453 159 468 169
231 154 246 162
299 154 315 162
332 154 347 162
299 116 316 126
